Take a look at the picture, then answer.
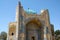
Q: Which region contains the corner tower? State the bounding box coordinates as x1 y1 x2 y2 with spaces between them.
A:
8 1 25 40
16 1 25 40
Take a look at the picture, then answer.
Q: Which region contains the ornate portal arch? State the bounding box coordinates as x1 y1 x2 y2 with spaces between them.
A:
25 17 44 40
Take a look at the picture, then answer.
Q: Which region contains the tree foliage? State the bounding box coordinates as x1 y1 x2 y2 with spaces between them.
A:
55 30 60 40
0 31 7 40
55 30 60 35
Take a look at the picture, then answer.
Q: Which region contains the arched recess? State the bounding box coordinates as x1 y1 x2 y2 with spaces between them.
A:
25 17 44 40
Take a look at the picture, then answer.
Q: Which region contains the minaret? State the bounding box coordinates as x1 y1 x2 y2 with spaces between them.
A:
15 1 22 21
16 1 25 40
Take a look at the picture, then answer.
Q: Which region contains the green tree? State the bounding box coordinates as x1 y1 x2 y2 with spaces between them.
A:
55 30 60 40
1 31 7 40
55 30 60 35
0 34 1 39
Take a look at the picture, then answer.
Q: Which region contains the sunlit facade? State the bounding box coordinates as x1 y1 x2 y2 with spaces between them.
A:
7 1 55 40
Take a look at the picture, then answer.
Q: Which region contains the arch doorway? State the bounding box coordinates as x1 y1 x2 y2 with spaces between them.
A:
26 19 43 40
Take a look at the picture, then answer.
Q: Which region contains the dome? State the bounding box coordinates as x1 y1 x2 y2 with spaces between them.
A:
25 9 37 14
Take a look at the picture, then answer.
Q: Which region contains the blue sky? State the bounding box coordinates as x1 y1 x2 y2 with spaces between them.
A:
0 0 60 33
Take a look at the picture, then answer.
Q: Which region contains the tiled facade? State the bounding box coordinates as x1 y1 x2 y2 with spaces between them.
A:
7 1 55 40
